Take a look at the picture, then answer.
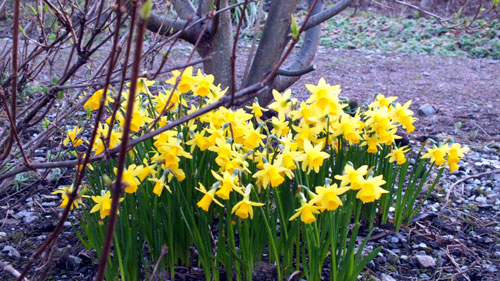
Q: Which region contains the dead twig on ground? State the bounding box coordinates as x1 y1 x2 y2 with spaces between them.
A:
442 168 500 209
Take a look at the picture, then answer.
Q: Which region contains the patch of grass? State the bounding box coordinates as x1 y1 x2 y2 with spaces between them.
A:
322 12 500 59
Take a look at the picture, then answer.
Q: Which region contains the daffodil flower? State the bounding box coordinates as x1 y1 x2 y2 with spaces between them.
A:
82 89 114 111
196 183 223 212
334 164 368 190
446 143 469 173
51 185 88 210
310 183 350 211
356 175 387 204
231 185 264 219
268 89 293 118
114 167 141 194
90 191 123 219
386 146 410 165
289 194 321 224
422 144 449 166
212 170 241 200
252 161 288 189
295 139 330 174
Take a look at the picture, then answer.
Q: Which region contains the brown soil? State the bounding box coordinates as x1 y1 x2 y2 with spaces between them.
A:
292 46 500 143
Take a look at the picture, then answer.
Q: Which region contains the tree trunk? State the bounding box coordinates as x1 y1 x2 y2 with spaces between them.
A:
243 0 299 106
200 0 234 93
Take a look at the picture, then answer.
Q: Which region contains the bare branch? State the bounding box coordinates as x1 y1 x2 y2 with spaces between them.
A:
171 0 197 19
302 0 352 31
276 0 323 91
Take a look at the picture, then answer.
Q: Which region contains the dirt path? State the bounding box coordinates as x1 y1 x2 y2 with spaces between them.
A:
292 46 500 143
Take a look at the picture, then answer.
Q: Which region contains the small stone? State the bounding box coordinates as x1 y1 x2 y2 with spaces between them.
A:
483 264 498 273
14 210 39 224
2 245 21 259
390 237 399 244
418 104 436 116
41 202 57 207
475 196 487 204
64 221 72 227
381 273 397 281
67 255 82 270
417 242 427 249
416 255 436 268
0 232 6 238
400 255 409 261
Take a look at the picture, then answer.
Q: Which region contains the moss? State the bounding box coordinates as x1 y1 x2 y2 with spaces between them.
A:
463 203 479 212
472 187 487 196
0 232 24 243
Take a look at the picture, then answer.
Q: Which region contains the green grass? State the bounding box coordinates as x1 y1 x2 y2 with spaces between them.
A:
321 12 500 59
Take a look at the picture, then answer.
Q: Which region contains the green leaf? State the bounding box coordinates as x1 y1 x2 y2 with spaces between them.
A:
57 90 64 99
28 4 37 15
291 15 299 40
42 118 50 129
494 0 499 8
455 8 462 19
139 0 152 20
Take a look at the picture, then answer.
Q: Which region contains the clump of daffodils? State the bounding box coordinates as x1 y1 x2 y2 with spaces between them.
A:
57 70 467 228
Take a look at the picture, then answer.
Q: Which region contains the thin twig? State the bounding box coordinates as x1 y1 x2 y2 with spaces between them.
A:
149 246 168 281
0 261 30 281
94 0 146 279
443 169 500 209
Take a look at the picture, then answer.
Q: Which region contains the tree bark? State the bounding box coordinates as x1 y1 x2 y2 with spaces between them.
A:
201 0 234 92
276 0 323 92
242 0 299 106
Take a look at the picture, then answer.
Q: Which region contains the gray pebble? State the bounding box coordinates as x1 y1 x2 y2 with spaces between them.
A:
2 245 21 259
41 202 57 207
418 104 436 116
416 255 436 267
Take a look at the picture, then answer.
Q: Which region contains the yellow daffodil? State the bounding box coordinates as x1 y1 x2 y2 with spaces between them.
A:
126 77 155 95
293 120 321 147
271 117 290 138
231 185 264 219
422 144 449 166
310 183 350 211
252 161 288 189
373 94 397 108
193 69 214 97
391 101 416 133
90 191 123 219
386 146 410 165
212 170 241 200
63 126 84 147
295 139 330 174
361 135 381 154
356 175 387 203
196 183 223 212
149 171 171 197
246 100 268 122
446 143 469 173
334 164 368 190
269 89 293 118
166 66 196 94
243 128 266 150
93 124 121 156
83 89 114 111
289 194 321 224
114 167 141 194
51 185 87 210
